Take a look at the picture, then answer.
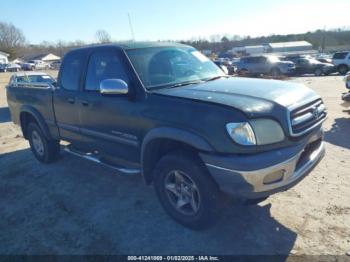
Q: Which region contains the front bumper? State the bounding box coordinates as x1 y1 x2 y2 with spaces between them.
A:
200 130 325 199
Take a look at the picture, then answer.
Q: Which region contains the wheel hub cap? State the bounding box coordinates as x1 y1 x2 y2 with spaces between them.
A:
164 170 201 216
32 130 44 156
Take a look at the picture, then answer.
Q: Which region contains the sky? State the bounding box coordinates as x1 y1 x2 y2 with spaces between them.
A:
1 0 350 44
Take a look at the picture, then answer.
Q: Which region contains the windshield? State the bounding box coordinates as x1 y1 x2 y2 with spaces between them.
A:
308 58 321 64
16 75 55 84
267 56 281 62
126 47 224 89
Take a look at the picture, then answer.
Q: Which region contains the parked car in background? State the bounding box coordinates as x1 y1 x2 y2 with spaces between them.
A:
291 57 335 76
332 51 350 75
49 61 61 70
0 63 21 72
282 54 311 61
344 72 350 90
316 57 332 64
0 64 6 72
8 72 56 86
22 60 49 71
237 55 295 76
6 43 326 229
213 60 235 74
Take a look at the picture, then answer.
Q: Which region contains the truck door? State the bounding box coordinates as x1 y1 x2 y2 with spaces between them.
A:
54 50 86 142
256 56 268 74
76 48 140 164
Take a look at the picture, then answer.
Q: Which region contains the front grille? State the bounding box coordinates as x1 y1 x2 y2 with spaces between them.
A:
295 139 322 170
289 99 327 136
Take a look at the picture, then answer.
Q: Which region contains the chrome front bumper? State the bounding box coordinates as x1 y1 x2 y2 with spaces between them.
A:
202 139 325 199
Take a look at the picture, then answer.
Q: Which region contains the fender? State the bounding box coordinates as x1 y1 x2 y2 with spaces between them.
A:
141 127 214 183
20 105 53 140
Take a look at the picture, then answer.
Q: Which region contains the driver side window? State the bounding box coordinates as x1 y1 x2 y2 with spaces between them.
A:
85 50 129 91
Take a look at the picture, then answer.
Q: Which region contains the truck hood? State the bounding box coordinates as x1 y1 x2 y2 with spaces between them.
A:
153 77 319 115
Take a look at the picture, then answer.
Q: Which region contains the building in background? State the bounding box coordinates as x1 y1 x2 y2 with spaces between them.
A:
23 53 61 63
229 45 267 56
0 51 9 64
267 41 313 54
229 41 315 57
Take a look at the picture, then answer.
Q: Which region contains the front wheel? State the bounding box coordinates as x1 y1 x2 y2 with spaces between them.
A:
314 68 323 76
338 65 349 75
27 122 60 163
270 67 281 77
154 151 222 230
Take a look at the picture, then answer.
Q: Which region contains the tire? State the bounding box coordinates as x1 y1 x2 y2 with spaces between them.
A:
338 65 349 75
270 67 281 77
27 122 60 163
153 151 222 230
314 68 323 76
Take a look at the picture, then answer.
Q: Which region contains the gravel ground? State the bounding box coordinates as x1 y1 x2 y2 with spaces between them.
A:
0 71 349 256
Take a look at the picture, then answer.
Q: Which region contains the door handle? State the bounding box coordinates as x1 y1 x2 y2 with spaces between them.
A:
81 100 89 106
67 98 75 104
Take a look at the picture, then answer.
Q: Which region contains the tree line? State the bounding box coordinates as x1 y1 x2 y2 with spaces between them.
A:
1 21 350 60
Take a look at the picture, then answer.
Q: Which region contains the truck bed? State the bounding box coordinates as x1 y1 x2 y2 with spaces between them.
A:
6 84 56 131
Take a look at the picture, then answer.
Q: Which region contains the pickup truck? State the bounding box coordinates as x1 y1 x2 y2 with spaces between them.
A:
332 51 350 75
6 42 326 229
22 60 49 71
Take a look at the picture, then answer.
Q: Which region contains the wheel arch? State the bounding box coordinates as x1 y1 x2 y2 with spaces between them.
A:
19 105 52 140
141 127 214 185
338 64 349 71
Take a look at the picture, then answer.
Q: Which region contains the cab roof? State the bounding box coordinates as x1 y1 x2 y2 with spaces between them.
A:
71 41 192 53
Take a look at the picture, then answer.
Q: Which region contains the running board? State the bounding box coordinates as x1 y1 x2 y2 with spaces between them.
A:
64 147 140 175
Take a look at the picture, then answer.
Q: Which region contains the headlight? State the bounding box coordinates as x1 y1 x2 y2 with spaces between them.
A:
226 119 285 146
226 122 256 146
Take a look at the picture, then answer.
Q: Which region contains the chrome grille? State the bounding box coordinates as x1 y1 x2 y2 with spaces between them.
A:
289 99 327 136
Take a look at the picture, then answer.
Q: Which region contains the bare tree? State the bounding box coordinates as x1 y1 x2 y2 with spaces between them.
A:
95 30 111 43
0 21 26 58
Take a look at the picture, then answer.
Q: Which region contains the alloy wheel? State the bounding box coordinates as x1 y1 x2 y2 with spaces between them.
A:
31 130 44 156
164 170 201 216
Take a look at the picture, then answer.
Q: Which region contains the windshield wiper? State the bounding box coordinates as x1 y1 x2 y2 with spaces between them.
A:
204 75 230 82
167 80 203 89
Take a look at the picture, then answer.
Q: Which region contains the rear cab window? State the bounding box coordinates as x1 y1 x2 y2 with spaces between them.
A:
59 50 86 91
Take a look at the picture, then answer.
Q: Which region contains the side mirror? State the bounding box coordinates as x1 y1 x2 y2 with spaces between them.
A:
100 79 128 95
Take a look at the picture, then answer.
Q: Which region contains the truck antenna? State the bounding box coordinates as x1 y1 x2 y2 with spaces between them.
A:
128 13 135 41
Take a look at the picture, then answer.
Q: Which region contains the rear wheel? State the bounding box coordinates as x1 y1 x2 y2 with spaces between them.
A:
27 122 60 163
338 64 349 75
154 151 222 230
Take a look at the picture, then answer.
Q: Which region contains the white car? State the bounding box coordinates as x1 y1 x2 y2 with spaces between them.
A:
0 63 21 72
22 60 49 71
8 72 56 87
332 51 350 75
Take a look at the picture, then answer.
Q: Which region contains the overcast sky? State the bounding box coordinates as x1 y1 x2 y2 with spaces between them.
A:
1 0 350 44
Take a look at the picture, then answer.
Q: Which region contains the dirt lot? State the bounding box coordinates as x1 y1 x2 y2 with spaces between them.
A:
0 71 349 256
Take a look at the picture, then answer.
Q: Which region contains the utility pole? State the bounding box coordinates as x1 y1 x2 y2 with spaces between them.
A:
128 13 135 41
321 25 326 53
